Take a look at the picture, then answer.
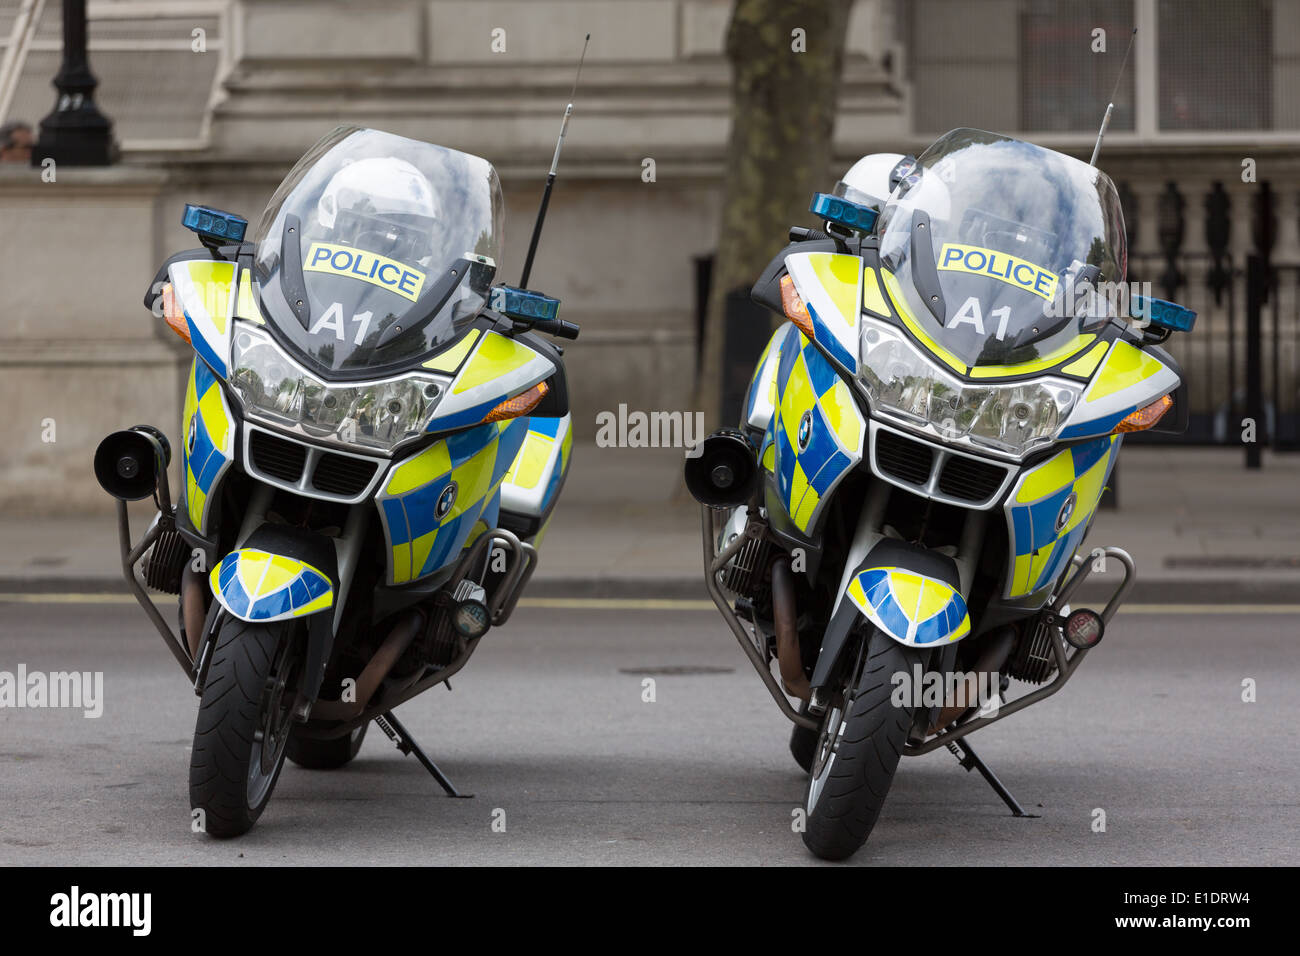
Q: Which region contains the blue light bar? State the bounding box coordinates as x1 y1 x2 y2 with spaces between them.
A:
1130 294 1197 332
182 203 248 243
809 192 878 233
490 285 560 322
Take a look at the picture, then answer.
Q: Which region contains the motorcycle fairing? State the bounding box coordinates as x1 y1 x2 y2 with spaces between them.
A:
785 251 862 373
742 324 786 432
772 324 867 535
1003 434 1119 598
1057 339 1180 439
500 413 572 518
169 259 238 379
424 330 555 432
181 357 236 535
847 566 972 646
376 417 530 585
209 548 334 622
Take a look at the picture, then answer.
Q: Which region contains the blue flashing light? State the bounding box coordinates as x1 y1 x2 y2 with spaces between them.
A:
809 192 878 233
182 203 248 243
1130 294 1196 332
490 285 561 322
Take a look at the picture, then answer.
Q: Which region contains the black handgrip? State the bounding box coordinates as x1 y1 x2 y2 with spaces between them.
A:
789 226 830 242
532 318 580 340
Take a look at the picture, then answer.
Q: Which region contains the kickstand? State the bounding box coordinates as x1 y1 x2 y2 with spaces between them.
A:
946 738 1038 818
374 711 472 798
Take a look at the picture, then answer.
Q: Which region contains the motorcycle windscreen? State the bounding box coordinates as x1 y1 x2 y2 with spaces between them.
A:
877 128 1126 370
251 126 504 377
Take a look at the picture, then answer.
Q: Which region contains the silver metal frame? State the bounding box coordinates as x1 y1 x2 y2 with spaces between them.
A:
113 469 194 678
903 545 1136 755
701 504 818 731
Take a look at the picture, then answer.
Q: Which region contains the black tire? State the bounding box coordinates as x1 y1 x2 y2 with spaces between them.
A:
802 627 925 861
287 725 367 770
789 702 818 774
189 616 300 838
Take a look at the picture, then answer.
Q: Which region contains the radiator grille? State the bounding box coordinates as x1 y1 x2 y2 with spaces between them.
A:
938 455 1008 503
874 429 933 486
312 452 380 497
249 430 307 483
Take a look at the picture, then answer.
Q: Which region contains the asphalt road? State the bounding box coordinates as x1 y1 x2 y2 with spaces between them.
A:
1 597 1297 866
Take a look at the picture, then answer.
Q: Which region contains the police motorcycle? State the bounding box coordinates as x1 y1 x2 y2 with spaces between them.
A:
94 126 579 836
685 128 1197 860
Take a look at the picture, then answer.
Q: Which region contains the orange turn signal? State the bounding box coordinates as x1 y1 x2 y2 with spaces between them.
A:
1112 394 1172 433
480 380 548 424
160 282 190 344
780 274 816 340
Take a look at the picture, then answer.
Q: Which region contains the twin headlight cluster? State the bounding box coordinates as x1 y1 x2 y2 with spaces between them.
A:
855 318 1081 458
228 323 448 454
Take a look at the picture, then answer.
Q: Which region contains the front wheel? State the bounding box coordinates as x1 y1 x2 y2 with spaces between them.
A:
189 616 301 838
803 627 924 860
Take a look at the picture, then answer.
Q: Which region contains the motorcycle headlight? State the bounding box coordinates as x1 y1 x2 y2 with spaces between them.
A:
856 319 1081 458
228 323 448 453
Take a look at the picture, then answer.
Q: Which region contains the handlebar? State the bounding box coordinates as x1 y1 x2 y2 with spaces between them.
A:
526 317 581 340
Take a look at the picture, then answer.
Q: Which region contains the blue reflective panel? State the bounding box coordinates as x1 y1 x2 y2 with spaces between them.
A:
809 193 878 233
1130 294 1196 332
490 285 561 321
182 203 248 243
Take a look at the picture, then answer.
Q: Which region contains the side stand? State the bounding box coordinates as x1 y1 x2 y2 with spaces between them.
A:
947 738 1038 818
374 711 472 798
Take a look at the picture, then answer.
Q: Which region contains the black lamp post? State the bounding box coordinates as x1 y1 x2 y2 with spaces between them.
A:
31 0 117 167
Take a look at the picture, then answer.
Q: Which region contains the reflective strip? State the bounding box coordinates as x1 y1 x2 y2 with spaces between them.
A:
809 252 861 327
453 332 536 394
1061 340 1110 377
1015 446 1075 503
1086 340 1166 402
386 441 452 496
235 269 261 323
423 328 481 373
508 433 555 490
819 378 862 454
862 266 890 316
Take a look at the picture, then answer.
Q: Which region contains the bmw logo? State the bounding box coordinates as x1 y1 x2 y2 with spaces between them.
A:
797 411 813 452
1055 492 1078 533
435 481 458 519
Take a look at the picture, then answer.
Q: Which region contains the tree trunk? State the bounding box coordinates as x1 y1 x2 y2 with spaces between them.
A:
696 0 854 427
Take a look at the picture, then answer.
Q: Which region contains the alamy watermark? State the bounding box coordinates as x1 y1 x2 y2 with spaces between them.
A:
0 665 103 718
595 403 704 449
891 663 1000 717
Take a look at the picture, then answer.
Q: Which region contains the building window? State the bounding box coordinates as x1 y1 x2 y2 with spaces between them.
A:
1021 0 1135 133
1157 0 1272 130
905 0 1298 137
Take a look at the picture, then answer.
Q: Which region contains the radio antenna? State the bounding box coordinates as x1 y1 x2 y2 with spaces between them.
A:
519 33 590 289
1090 27 1137 167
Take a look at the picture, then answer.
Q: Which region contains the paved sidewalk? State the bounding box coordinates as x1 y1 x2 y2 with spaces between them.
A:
1 444 1298 601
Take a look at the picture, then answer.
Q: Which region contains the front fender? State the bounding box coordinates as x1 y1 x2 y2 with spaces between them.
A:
845 567 970 647
811 538 968 690
209 549 334 623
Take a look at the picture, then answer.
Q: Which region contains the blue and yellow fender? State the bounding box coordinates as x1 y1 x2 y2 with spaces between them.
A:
846 567 970 647
209 549 335 623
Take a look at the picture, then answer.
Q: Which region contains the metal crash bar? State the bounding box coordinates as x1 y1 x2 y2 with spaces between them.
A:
115 467 195 678
904 545 1136 756
701 504 818 731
